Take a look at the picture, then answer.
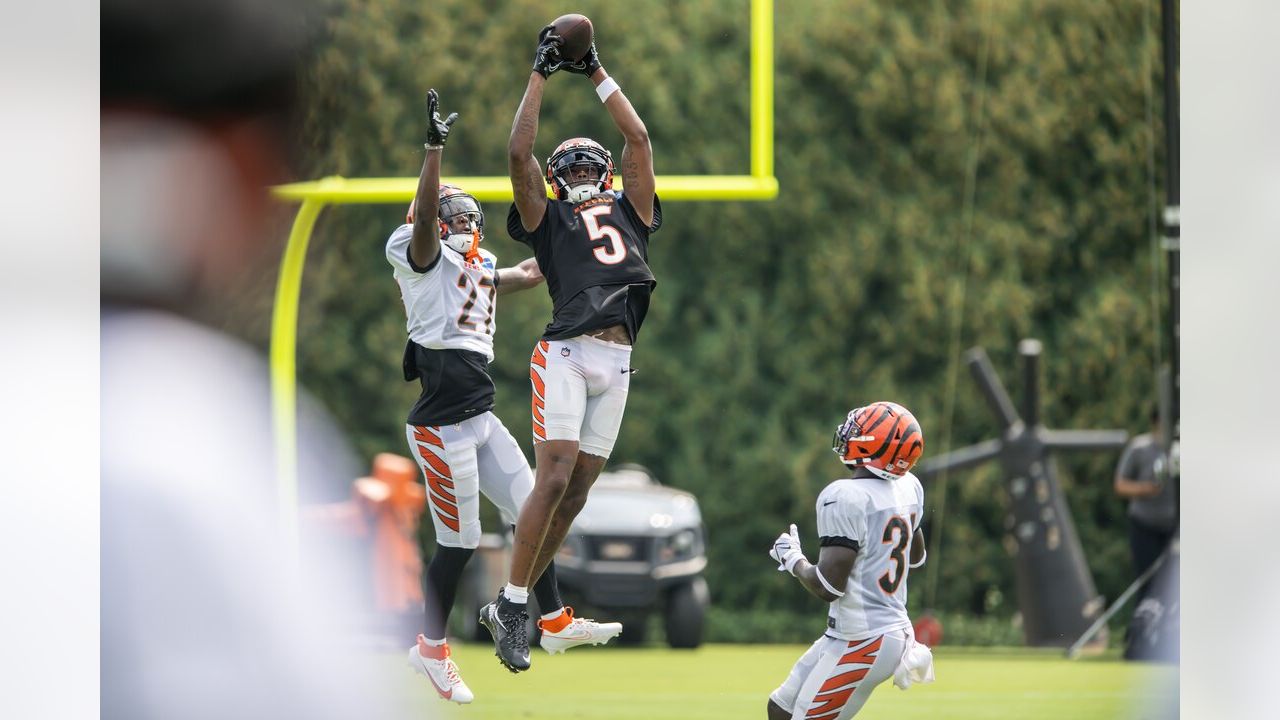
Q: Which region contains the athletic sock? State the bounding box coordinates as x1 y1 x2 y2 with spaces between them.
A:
504 583 529 604
540 607 572 633
417 635 449 659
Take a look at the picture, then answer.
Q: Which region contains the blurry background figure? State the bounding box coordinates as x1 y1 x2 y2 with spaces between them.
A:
101 1 402 718
1113 407 1177 600
1113 406 1179 664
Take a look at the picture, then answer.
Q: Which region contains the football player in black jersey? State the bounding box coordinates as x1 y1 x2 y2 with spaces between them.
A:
396 91 621 700
478 26 661 673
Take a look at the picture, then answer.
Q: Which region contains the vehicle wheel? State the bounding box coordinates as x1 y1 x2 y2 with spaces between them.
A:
615 611 649 645
664 576 709 649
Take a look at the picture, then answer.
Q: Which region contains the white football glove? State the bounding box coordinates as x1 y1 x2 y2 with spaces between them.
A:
769 523 805 575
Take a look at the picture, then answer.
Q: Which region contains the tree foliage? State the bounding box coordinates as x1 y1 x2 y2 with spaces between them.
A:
280 0 1168 624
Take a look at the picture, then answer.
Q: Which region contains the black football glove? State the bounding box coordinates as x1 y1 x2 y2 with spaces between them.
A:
533 24 567 78
563 40 602 77
425 89 458 148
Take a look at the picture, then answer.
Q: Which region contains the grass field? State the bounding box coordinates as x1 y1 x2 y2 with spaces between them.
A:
385 643 1178 719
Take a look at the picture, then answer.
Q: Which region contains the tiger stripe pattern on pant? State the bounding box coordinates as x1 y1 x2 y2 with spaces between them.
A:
803 636 882 719
529 340 548 443
411 425 459 531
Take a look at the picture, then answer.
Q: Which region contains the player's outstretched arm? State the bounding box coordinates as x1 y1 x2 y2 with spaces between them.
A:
567 42 655 227
409 89 458 268
496 257 544 296
509 27 565 232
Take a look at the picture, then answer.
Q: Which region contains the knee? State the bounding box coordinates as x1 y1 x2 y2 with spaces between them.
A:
535 470 571 499
427 544 474 578
557 485 590 518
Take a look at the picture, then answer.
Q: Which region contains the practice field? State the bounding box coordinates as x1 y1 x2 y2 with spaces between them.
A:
384 644 1178 719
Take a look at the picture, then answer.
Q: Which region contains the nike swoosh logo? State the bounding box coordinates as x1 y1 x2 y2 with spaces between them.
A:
417 657 453 699
823 501 837 506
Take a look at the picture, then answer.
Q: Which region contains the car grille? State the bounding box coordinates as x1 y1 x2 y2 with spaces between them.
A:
585 535 651 562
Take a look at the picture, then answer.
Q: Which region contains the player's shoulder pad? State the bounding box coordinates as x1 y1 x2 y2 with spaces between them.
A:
817 478 870 512
615 190 662 233
386 223 413 248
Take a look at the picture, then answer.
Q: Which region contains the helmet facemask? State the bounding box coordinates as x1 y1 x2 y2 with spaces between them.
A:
438 192 484 257
560 162 607 203
547 141 613 204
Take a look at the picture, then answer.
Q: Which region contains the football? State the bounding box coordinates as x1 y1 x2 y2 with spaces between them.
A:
550 13 594 62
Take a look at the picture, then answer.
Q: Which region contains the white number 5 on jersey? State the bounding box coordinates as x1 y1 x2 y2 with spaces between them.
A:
581 205 627 265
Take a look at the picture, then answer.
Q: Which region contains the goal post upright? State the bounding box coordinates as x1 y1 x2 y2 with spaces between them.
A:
269 0 778 557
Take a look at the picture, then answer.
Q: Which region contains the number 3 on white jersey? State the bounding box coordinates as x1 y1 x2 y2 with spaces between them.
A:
582 205 627 265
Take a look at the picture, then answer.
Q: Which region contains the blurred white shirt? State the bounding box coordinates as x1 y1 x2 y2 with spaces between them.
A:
102 308 404 720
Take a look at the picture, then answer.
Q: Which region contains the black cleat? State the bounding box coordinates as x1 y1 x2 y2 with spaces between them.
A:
478 593 531 673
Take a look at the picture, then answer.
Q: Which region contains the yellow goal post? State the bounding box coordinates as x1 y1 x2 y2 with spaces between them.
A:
270 0 778 555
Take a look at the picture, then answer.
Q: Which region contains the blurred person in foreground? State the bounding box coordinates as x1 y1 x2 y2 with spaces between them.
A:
1113 406 1178 596
102 1 399 717
766 402 935 720
393 90 619 705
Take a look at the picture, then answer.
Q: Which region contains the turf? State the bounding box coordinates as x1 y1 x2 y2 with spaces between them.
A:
387 643 1177 719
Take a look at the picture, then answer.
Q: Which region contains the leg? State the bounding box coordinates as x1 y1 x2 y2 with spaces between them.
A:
479 341 585 672
404 422 479 704
512 339 588 587
1129 518 1164 600
472 412 565 616
530 451 608 583
788 631 908 719
510 440 579 587
528 337 632 581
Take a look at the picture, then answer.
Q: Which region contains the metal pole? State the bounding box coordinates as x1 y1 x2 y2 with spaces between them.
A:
1160 0 1179 432
1019 339 1042 428
270 198 326 564
1065 542 1173 659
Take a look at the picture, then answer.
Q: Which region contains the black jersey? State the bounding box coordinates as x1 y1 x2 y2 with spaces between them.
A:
401 340 495 426
508 191 661 342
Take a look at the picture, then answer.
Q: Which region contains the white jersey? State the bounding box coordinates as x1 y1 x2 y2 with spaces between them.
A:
816 471 924 639
386 224 498 362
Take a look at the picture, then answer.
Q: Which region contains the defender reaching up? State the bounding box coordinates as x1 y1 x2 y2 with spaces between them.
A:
479 26 660 673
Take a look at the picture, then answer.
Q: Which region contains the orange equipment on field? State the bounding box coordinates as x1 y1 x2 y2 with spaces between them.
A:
352 453 427 613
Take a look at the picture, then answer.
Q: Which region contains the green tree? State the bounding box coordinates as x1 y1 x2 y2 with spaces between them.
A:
265 0 1168 634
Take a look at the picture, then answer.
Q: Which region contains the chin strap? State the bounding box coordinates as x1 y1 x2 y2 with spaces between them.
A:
463 229 481 264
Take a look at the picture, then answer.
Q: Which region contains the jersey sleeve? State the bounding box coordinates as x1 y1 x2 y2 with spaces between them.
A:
506 199 553 247
617 192 662 234
385 224 440 275
816 483 869 552
1116 437 1147 479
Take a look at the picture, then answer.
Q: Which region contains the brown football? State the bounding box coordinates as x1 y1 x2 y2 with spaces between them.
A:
549 13 593 62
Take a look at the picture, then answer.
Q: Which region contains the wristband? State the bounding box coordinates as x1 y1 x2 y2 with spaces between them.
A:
909 549 927 569
424 143 443 151
595 77 620 103
815 567 846 598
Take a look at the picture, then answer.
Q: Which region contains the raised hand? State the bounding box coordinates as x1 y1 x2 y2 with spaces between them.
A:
563 40 602 77
533 25 567 78
769 523 805 574
425 89 458 149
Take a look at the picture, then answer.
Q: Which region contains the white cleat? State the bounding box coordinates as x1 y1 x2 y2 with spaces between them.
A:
408 635 474 705
538 607 623 655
